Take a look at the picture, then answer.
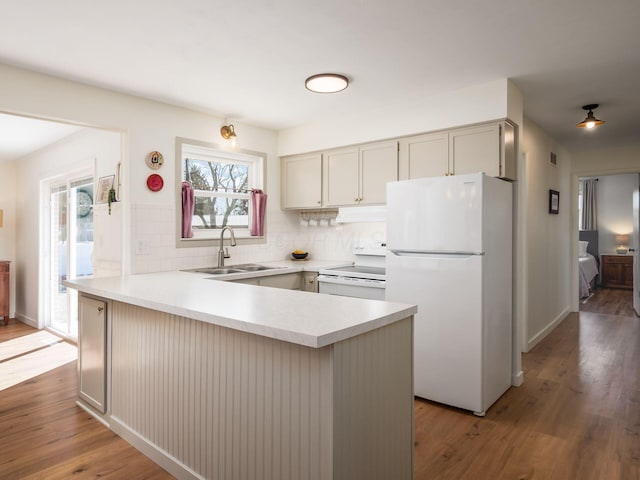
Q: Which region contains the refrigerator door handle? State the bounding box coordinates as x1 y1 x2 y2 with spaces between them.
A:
389 249 484 256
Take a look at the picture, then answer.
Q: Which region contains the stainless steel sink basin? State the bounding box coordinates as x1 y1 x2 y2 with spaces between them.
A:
184 264 283 275
193 267 245 275
232 264 272 272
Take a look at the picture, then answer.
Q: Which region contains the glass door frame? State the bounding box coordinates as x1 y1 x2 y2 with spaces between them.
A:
40 166 95 341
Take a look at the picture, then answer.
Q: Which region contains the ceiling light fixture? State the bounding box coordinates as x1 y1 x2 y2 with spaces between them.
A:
305 73 349 94
220 124 237 147
576 104 605 129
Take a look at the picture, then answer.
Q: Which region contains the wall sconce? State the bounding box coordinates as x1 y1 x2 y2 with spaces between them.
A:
220 124 237 147
615 234 630 254
576 104 605 129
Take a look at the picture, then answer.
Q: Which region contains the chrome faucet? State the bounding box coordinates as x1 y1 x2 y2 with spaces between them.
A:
217 227 237 267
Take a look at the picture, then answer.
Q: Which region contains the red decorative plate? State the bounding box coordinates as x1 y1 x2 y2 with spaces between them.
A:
147 174 164 192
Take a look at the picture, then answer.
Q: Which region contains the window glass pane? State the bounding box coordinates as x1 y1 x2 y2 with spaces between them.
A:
184 158 249 193
193 196 249 229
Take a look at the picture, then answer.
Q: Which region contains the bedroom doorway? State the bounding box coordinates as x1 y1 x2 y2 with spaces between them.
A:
577 174 639 314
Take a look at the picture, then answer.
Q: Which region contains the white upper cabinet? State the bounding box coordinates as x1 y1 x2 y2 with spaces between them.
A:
359 141 399 205
449 123 501 177
281 121 515 210
281 153 322 209
399 122 516 181
323 147 359 207
399 131 449 180
323 141 398 207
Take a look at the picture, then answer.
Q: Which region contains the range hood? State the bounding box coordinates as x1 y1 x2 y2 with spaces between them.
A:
335 205 387 223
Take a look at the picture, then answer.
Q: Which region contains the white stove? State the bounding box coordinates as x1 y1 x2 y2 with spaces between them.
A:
317 245 386 300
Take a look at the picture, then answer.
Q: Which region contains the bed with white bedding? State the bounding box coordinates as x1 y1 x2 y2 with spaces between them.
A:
579 230 599 299
579 253 599 299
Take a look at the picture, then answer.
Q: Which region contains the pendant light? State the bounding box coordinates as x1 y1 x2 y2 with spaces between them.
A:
576 104 605 129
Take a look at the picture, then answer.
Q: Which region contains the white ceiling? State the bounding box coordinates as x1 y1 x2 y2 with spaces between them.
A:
1 0 639 157
0 113 84 163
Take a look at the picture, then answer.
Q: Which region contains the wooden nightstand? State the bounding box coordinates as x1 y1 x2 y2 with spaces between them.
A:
600 254 633 290
0 261 9 325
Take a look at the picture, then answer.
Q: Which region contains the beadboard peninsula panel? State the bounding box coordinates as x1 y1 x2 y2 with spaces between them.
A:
332 318 413 480
110 302 334 480
107 301 413 479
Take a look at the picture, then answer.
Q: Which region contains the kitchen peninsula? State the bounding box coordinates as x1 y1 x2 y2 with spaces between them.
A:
66 271 416 480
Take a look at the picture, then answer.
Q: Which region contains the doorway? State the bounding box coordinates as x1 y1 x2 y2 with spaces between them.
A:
43 171 94 339
576 173 639 315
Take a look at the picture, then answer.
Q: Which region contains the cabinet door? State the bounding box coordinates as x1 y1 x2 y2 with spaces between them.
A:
449 123 500 177
399 132 449 180
78 295 107 413
303 272 318 292
324 147 359 207
281 153 322 209
259 272 302 290
359 141 398 205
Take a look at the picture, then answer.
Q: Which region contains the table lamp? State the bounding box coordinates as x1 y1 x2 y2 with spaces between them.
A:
615 234 629 254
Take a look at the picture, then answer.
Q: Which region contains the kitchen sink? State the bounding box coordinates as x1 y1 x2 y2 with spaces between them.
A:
184 264 284 275
194 267 245 275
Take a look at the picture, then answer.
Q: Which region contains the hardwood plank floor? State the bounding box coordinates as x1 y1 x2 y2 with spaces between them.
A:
580 287 635 317
1 307 639 479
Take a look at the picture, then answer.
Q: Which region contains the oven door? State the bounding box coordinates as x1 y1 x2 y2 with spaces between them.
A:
317 275 386 300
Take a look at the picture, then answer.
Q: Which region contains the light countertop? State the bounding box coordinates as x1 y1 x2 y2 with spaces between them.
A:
65 270 416 348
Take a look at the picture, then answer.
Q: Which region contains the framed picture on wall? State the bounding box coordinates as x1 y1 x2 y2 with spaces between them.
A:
549 189 560 214
96 175 115 204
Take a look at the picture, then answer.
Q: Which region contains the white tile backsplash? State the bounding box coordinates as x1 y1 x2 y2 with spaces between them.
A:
130 203 386 273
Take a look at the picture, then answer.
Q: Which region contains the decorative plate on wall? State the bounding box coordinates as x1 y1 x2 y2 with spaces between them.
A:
147 174 164 192
146 151 164 169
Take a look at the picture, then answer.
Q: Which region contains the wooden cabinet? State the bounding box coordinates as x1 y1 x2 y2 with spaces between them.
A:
78 294 107 413
281 153 322 209
601 254 633 289
0 261 9 325
323 140 398 207
399 121 516 181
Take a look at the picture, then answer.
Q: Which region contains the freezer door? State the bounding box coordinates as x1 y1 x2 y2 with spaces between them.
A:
386 251 483 412
387 174 484 253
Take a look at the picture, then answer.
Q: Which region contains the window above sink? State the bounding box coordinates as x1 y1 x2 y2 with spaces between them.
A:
176 137 267 248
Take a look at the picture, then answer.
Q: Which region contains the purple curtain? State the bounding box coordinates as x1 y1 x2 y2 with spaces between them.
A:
250 189 267 236
182 181 194 238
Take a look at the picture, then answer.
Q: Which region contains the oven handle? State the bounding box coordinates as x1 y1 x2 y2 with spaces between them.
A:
316 275 386 288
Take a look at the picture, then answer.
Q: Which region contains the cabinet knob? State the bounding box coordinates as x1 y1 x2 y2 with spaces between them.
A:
97 306 104 313
317 200 321 204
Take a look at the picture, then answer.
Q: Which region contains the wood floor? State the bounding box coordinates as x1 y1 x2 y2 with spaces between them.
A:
1 303 639 479
580 286 635 317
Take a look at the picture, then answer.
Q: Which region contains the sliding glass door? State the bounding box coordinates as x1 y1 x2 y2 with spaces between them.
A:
45 173 94 339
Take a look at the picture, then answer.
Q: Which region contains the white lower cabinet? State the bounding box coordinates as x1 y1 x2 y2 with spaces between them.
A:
78 294 107 414
303 272 319 292
232 272 303 290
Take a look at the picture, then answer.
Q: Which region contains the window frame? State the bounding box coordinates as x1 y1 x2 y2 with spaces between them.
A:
175 137 267 248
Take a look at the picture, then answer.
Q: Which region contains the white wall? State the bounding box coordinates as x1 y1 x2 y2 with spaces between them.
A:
0 162 17 316
596 174 637 253
521 118 572 351
278 79 510 156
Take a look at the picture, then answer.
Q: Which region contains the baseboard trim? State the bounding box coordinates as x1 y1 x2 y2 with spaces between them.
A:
511 370 524 387
15 313 38 329
75 400 110 428
526 307 570 352
109 416 202 480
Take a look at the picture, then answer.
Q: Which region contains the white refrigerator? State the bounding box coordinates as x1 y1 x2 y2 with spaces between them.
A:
385 172 512 416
